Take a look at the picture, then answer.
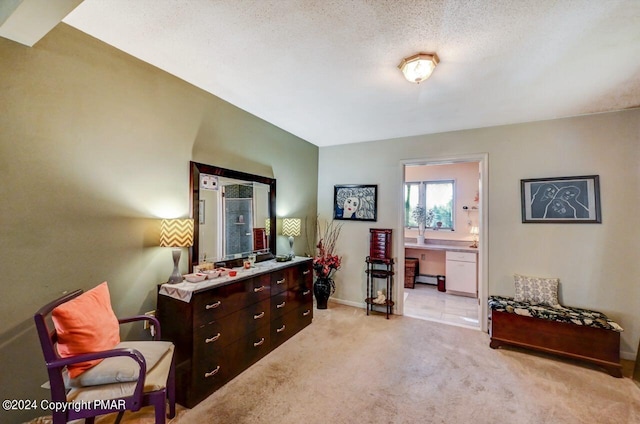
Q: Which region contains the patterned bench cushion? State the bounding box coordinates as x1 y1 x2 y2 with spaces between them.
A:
488 296 623 332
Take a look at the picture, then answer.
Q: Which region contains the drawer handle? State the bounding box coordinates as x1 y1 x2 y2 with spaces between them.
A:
303 270 310 275
205 300 221 310
277 324 286 333
253 285 266 293
303 290 311 296
277 278 286 285
254 311 265 319
253 337 265 347
204 366 220 378
303 310 311 316
276 301 286 309
205 333 221 343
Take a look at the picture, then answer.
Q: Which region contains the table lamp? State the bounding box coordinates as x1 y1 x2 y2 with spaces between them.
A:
160 218 194 284
470 226 479 248
282 218 301 259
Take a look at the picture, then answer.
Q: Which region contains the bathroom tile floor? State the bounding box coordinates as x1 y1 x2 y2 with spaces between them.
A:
403 283 479 328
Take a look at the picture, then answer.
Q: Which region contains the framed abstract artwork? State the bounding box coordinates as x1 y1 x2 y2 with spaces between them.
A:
333 184 377 221
520 175 601 223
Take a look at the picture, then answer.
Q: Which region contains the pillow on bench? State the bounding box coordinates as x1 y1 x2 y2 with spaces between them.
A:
513 273 560 306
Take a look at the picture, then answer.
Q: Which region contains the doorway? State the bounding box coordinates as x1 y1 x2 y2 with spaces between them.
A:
396 154 488 332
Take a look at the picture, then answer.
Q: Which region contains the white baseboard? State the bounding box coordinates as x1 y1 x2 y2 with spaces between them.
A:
621 350 635 361
329 297 401 315
328 297 365 309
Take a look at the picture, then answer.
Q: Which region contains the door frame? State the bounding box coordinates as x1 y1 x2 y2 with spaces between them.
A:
395 153 489 332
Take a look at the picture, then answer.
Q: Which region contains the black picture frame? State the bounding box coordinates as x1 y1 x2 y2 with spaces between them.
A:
521 175 601 223
333 184 378 221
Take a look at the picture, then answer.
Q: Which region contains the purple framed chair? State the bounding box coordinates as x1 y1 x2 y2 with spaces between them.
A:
34 289 176 424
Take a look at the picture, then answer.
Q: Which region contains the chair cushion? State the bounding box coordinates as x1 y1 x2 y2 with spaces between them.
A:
513 273 560 306
67 344 174 403
52 282 121 378
65 341 174 388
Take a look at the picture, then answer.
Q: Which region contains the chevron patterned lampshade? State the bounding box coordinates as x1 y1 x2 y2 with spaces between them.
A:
265 218 271 236
282 218 301 259
282 218 301 237
160 219 194 248
160 218 194 284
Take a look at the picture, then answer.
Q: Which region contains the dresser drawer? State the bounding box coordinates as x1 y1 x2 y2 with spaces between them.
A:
233 325 271 369
193 325 270 398
192 285 230 325
445 251 477 263
271 305 313 349
224 274 271 310
271 290 296 319
191 348 233 405
288 283 313 309
194 298 270 357
193 275 270 326
271 269 289 294
300 263 313 288
287 263 313 290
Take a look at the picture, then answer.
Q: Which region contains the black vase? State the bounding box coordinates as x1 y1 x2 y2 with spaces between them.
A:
313 277 333 309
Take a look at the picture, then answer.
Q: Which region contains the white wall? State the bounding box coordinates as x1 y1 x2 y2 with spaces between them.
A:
318 109 640 359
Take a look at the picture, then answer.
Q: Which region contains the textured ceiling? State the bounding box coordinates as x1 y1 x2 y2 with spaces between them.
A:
63 0 640 147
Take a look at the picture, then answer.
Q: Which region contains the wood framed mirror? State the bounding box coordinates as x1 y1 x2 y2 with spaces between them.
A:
189 161 276 271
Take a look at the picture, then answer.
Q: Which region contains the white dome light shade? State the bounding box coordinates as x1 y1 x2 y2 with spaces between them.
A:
398 53 440 84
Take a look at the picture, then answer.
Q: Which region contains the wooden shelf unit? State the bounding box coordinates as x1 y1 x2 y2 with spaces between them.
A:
365 257 395 319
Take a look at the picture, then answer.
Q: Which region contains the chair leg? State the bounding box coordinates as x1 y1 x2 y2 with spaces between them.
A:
154 392 167 424
114 411 125 424
167 355 176 418
52 411 65 424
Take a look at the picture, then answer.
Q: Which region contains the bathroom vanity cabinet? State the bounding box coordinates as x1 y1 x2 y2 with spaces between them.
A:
445 251 477 297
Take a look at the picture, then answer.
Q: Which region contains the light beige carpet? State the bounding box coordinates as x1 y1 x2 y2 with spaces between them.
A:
30 303 640 423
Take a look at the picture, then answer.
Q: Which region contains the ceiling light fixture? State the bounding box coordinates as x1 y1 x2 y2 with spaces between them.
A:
398 52 440 84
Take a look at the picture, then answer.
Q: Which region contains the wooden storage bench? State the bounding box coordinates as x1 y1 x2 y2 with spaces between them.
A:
488 296 623 377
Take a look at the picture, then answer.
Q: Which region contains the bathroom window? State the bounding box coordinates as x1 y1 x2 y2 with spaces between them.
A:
404 180 455 230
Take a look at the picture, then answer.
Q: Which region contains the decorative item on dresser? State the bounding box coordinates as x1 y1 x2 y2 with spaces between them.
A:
156 258 313 408
282 218 302 259
159 218 194 284
365 229 394 319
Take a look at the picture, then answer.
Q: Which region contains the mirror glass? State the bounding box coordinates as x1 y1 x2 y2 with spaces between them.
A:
189 161 276 270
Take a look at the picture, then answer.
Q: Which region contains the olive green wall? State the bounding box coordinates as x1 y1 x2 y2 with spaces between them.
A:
0 24 317 423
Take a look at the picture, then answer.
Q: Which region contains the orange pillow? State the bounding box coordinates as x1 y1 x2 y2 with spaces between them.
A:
52 282 121 378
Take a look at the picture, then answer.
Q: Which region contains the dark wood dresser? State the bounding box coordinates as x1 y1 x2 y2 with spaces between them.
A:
157 257 313 407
